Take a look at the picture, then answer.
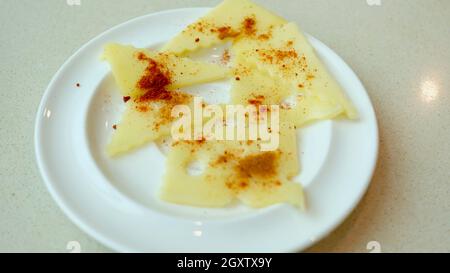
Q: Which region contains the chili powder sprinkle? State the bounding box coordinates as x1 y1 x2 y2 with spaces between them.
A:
135 52 172 102
123 96 131 103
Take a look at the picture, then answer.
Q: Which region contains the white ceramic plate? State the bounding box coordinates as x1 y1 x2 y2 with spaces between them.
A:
35 8 378 252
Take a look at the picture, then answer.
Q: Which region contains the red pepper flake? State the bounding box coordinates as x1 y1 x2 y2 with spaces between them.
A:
135 104 150 112
235 76 240 81
274 50 298 60
196 137 206 144
210 151 237 167
216 26 240 40
221 49 231 64
242 17 256 35
135 52 172 102
192 21 206 33
123 96 131 103
258 34 270 40
247 95 265 106
239 181 249 188
236 152 278 179
112 125 117 130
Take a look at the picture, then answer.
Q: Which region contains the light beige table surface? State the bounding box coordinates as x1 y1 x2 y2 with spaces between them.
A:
0 0 448 253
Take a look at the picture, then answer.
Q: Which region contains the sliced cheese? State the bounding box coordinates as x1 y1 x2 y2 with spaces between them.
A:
231 62 344 126
160 122 304 208
161 0 286 55
232 22 357 123
107 92 193 156
102 43 229 98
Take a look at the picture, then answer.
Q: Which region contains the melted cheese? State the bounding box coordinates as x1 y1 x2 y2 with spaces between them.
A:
231 63 344 126
160 122 304 208
102 43 229 98
107 92 193 156
103 43 229 156
232 22 357 123
161 0 286 55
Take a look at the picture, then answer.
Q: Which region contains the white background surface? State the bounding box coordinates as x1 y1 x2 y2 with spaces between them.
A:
1 0 449 252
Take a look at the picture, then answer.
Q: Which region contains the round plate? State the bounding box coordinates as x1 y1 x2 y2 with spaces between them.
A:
35 8 378 252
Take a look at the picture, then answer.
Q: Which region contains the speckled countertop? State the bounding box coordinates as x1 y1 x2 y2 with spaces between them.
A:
0 0 449 252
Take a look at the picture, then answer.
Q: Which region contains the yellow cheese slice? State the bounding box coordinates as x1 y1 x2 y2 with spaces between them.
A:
231 63 345 127
160 122 304 208
107 92 193 156
161 0 286 55
232 22 357 123
103 43 230 156
102 43 229 98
